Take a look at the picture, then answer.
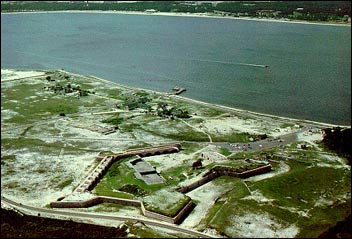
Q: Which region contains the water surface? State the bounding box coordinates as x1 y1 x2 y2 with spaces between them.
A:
1 12 351 125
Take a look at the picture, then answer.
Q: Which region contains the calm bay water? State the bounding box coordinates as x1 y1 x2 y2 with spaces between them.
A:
1 12 351 125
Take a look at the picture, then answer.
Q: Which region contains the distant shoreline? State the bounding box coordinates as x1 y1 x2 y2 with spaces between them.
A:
1 10 351 27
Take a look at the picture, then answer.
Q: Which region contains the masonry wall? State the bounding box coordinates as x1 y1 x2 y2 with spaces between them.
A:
100 196 141 207
51 195 193 225
140 199 194 224
172 200 194 224
50 196 141 208
50 197 102 208
177 171 219 193
74 144 182 193
140 202 175 224
236 164 272 178
177 164 272 193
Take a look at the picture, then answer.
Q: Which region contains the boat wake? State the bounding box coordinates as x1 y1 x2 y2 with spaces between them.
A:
152 54 268 68
190 58 268 68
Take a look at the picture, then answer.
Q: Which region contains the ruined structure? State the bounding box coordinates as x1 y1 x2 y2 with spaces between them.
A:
50 195 193 225
52 143 273 225
74 144 181 193
126 157 165 185
177 164 272 193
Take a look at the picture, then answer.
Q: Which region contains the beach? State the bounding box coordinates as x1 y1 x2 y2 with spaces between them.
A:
80 70 349 128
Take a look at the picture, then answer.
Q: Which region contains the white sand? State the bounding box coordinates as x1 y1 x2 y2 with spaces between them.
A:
297 130 323 145
144 145 210 173
1 69 46 81
1 109 20 120
314 192 350 208
181 180 230 229
242 189 276 204
1 149 96 207
144 153 187 172
201 116 279 136
61 191 96 202
321 154 350 168
226 212 299 238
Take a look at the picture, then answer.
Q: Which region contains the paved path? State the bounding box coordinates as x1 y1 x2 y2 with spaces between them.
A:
211 128 307 153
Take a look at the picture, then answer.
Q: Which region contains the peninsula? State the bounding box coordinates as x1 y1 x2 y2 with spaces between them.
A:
1 69 351 238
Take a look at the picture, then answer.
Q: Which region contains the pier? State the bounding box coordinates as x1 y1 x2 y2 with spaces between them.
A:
173 87 186 95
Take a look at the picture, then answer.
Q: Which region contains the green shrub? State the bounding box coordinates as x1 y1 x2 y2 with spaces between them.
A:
102 116 124 126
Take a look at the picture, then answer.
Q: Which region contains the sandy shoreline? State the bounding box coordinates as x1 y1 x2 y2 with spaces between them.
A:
54 69 348 128
2 68 349 128
1 10 351 27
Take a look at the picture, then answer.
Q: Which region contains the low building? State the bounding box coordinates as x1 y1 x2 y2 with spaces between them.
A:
145 9 157 13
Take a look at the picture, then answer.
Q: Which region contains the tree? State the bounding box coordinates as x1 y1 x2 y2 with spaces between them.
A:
192 160 202 169
322 127 351 165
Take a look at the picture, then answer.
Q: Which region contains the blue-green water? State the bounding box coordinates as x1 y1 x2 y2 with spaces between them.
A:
1 12 351 125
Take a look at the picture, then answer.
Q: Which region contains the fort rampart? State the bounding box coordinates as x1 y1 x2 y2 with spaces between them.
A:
50 196 141 208
177 164 272 193
51 195 192 225
140 199 194 224
51 144 271 225
74 144 181 193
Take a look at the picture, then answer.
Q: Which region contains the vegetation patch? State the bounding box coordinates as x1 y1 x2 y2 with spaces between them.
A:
142 189 191 218
119 184 147 197
280 123 295 128
57 178 74 190
202 178 250 227
101 116 124 126
247 164 351 237
102 88 124 100
251 166 351 211
219 147 232 156
93 203 128 213
44 82 94 97
164 130 209 142
1 154 16 165
210 132 252 143
160 165 189 185
94 159 165 198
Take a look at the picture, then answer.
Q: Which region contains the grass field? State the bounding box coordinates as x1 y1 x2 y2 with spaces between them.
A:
204 149 351 238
